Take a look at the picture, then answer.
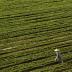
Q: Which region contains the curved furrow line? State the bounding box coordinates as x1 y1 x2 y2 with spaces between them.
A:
3 11 71 25
0 23 72 40
21 53 72 72
23 11 72 21
1 15 72 33
0 39 72 58
0 30 72 49
0 33 71 53
0 18 72 43
0 33 72 56
0 7 69 21
51 60 72 72
35 58 72 72
0 0 72 72
0 14 71 32
0 0 64 14
0 22 72 41
29 15 72 23
0 53 54 70
0 32 71 47
21 58 72 72
0 27 71 47
0 34 71 59
0 6 71 28
0 43 71 67
0 10 72 28
12 44 72 59
0 7 62 19
0 32 72 55
0 0 66 19
0 46 72 69
20 0 64 6
0 40 72 65
0 25 72 45
0 40 72 68
0 22 62 34
1 16 72 35
28 0 64 3
0 51 71 71
55 65 72 72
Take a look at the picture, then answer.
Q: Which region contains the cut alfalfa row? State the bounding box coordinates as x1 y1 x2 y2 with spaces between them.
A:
0 0 66 17
0 21 71 40
0 13 72 36
0 28 72 55
0 4 66 20
0 52 71 72
0 9 72 32
0 39 72 70
0 32 71 62
0 21 72 44
0 31 72 56
0 4 71 29
19 53 72 72
31 56 72 72
0 16 72 44
0 8 71 34
0 26 71 50
1 41 71 61
0 38 72 62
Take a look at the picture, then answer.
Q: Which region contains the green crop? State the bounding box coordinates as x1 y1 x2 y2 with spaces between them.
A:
0 0 72 72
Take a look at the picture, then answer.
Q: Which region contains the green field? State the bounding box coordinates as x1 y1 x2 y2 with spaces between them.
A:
0 0 72 72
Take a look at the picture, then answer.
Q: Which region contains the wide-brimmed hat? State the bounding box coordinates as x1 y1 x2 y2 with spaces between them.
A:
54 49 60 52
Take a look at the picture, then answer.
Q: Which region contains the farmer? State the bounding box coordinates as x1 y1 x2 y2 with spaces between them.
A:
54 49 63 63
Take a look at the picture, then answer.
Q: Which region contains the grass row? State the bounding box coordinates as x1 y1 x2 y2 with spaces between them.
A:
0 24 72 46
0 16 72 44
0 0 70 17
0 21 72 40
0 9 72 31
0 51 72 72
31 57 72 72
0 39 72 69
1 10 71 33
0 29 72 55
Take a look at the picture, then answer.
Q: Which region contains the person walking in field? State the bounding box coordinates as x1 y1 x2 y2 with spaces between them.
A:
54 49 63 63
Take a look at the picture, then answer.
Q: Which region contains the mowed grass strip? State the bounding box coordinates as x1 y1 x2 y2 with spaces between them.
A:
0 0 72 33
0 17 72 43
0 22 72 43
0 0 72 72
0 0 70 17
0 5 72 31
31 57 72 72
0 10 72 33
0 29 72 55
0 40 72 70
0 51 72 72
0 11 72 39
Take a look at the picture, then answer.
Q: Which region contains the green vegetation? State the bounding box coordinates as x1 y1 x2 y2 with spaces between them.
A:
0 0 72 72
